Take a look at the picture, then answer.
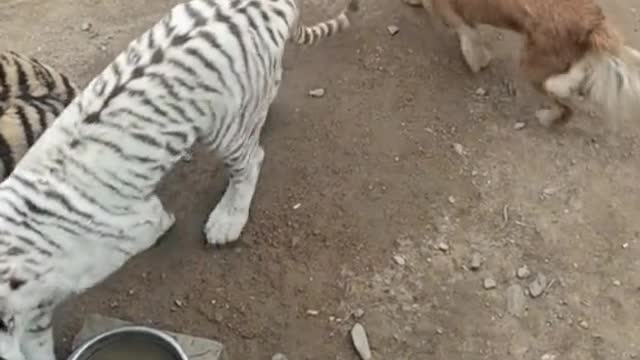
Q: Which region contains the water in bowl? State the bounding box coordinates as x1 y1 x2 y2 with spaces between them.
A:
85 334 179 360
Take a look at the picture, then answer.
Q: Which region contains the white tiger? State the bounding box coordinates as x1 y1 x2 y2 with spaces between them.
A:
0 0 358 359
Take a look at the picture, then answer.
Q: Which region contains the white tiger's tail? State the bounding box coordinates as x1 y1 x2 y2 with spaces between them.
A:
292 0 359 45
547 24 640 123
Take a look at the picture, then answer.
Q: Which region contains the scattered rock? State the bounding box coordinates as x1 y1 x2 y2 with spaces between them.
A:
353 308 365 319
387 25 400 36
529 273 548 298
81 22 92 32
437 242 450 252
392 255 406 266
541 354 557 360
272 353 288 360
475 87 487 96
579 320 589 329
613 279 622 287
174 299 184 308
513 122 526 130
351 323 372 360
483 278 497 290
306 309 320 316
452 143 465 156
308 88 326 97
447 196 456 204
470 253 482 271
506 284 527 317
516 265 531 279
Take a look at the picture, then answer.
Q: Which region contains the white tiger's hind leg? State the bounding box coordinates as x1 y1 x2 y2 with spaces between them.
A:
205 144 265 246
126 195 176 251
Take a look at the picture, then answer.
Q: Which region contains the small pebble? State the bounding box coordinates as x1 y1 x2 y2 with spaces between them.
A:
437 242 450 252
353 308 365 319
453 143 465 156
514 122 526 130
475 87 487 96
541 354 557 360
483 278 497 290
516 265 531 279
306 309 320 316
174 299 183 308
448 196 456 204
272 353 288 360
613 279 622 287
622 242 629 249
579 320 589 329
529 273 547 298
308 88 326 97
81 22 92 31
351 323 372 360
393 255 406 266
470 253 482 271
387 25 400 36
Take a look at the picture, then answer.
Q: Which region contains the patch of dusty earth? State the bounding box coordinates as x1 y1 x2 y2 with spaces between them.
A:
2 0 640 359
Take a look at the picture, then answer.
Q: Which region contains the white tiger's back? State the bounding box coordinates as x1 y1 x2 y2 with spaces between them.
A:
12 0 297 204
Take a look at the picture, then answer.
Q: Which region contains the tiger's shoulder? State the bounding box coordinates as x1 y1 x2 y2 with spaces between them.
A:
0 51 79 180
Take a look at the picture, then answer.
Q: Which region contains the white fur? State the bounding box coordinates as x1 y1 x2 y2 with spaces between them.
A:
0 0 357 358
545 46 640 123
205 146 265 245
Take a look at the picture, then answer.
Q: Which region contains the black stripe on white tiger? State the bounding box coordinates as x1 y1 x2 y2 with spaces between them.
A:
0 51 78 181
0 1 358 359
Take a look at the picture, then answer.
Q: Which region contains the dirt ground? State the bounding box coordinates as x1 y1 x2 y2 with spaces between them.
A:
2 0 640 359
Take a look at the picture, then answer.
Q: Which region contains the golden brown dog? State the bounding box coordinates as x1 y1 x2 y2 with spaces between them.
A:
405 0 640 127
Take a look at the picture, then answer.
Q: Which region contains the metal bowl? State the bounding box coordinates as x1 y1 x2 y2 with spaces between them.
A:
68 326 188 360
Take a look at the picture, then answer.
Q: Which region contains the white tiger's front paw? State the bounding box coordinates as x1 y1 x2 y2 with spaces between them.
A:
204 203 249 246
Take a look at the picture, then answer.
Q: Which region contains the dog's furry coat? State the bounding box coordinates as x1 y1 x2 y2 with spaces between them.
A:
405 0 640 126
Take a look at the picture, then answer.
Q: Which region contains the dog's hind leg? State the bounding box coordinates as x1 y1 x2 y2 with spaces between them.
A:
431 0 491 73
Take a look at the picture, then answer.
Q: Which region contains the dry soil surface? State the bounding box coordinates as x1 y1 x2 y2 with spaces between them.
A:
2 0 640 359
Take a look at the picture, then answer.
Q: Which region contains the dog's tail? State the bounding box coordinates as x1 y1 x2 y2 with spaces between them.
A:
578 24 640 122
291 0 359 46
